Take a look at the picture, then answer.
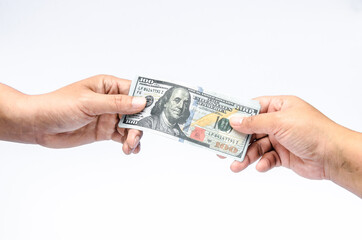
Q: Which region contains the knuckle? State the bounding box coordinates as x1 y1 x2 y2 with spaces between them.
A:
244 115 255 127
95 74 110 80
113 95 124 111
243 115 258 132
271 97 285 111
92 74 112 88
88 74 107 86
285 95 305 106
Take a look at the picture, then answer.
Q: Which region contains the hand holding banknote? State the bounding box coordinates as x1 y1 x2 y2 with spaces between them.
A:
229 96 362 198
0 75 146 154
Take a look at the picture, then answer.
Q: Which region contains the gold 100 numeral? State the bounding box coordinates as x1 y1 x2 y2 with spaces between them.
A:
214 142 238 153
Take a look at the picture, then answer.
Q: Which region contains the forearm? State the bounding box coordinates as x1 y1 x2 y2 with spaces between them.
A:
327 125 362 197
0 83 37 144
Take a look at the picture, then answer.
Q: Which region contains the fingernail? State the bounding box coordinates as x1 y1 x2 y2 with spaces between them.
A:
132 97 146 108
230 117 243 126
132 136 140 150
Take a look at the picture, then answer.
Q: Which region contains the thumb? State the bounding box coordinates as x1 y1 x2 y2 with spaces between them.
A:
230 112 279 135
88 93 146 115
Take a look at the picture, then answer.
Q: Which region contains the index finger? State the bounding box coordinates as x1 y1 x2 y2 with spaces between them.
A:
102 75 132 95
253 96 290 114
86 74 132 95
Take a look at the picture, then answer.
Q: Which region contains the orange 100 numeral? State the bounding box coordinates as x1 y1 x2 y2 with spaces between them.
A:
214 142 238 153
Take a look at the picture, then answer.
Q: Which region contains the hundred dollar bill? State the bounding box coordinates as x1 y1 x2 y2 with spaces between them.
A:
118 76 260 161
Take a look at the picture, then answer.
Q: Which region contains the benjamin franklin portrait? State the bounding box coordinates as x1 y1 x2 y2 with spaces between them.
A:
137 86 191 138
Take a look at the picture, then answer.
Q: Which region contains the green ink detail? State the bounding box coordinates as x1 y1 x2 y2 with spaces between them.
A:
217 118 231 132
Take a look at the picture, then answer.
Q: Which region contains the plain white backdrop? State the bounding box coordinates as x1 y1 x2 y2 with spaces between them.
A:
1 0 361 239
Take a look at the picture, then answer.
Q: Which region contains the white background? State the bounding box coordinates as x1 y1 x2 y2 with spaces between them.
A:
1 0 361 239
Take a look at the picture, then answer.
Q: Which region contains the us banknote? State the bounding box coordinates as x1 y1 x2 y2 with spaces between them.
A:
118 76 260 161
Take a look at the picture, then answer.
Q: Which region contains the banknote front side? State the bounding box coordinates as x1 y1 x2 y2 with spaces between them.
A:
119 76 260 161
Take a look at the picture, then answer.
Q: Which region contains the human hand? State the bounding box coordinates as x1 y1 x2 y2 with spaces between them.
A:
226 95 362 197
229 96 339 180
24 75 145 154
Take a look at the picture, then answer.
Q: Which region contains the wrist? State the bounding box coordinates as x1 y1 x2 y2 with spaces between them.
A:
0 84 38 143
325 125 362 197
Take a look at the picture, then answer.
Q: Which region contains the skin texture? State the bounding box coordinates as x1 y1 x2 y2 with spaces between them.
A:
228 96 362 198
163 88 191 124
0 75 146 155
